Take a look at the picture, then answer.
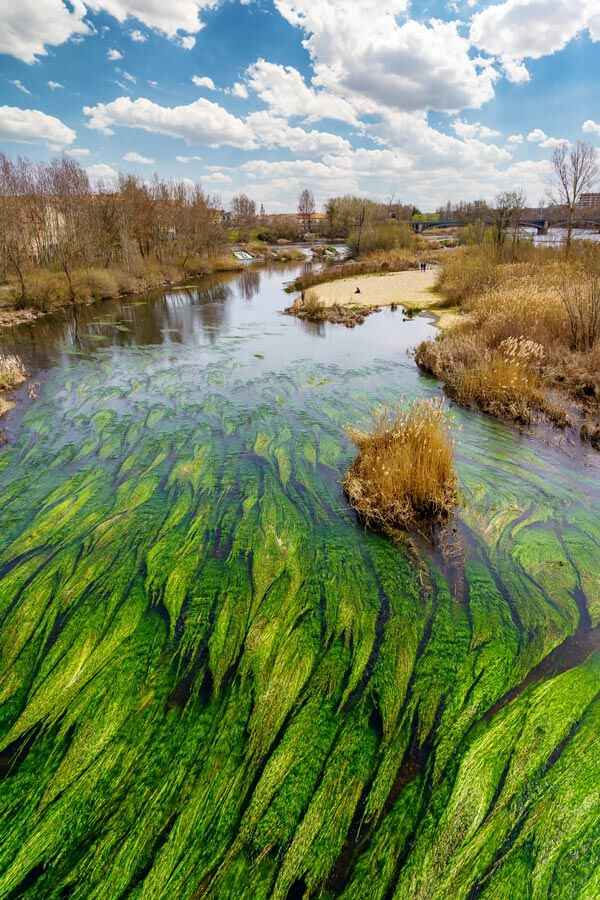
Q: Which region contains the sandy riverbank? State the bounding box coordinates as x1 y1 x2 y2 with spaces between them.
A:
307 269 439 307
303 268 461 329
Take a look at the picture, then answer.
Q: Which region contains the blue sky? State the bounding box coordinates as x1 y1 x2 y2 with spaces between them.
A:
1 0 599 210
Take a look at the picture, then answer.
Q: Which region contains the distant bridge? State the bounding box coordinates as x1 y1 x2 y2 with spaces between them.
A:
410 218 600 235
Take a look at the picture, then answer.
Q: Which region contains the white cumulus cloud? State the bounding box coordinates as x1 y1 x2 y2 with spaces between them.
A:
269 1 497 114
87 162 119 179
48 80 64 89
0 0 89 63
83 95 257 149
123 150 155 163
527 128 567 149
0 105 76 149
452 119 502 140
0 0 220 60
107 47 123 60
202 171 232 183
83 94 354 156
582 119 600 136
87 0 219 36
225 82 249 99
471 0 600 86
245 111 351 155
245 60 358 124
192 76 216 90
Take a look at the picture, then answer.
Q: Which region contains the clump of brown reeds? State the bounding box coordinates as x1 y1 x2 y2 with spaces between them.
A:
286 289 378 327
417 333 569 427
343 398 458 531
0 354 28 393
415 245 600 437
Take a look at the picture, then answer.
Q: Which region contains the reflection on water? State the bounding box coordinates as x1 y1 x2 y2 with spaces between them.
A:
1 260 434 378
529 226 600 246
237 268 261 301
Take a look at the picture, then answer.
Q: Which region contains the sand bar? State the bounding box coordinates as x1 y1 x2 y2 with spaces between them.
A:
307 268 440 309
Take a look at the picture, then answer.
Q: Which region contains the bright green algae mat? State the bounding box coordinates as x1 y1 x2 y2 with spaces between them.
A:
0 348 599 899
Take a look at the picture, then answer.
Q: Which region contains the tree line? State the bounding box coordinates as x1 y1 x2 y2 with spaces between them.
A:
0 153 226 301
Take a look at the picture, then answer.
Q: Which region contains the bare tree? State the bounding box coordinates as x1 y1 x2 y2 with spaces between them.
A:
230 193 256 241
549 140 599 255
354 200 368 257
297 188 316 232
324 198 338 238
492 189 526 249
0 154 28 298
43 156 91 301
230 194 256 227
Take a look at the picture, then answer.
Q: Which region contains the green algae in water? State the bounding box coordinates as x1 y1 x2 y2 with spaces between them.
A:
0 349 598 899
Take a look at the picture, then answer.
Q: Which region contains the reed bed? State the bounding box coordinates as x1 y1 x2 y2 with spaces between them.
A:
343 399 458 530
416 245 600 440
0 354 28 393
3 256 247 317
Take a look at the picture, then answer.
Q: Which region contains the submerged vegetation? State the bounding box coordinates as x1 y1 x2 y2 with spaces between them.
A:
0 351 597 897
343 399 458 531
0 258 598 898
416 243 600 444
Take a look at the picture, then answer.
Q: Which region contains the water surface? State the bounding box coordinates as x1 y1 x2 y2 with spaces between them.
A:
0 263 598 898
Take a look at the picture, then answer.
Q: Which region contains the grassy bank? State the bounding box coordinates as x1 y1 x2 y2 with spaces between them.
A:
415 244 600 446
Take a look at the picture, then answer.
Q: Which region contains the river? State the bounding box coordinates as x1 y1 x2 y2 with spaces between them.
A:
0 261 598 898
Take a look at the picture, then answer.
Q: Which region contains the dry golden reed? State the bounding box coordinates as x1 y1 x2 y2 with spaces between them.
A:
0 354 28 393
417 245 600 437
343 398 458 531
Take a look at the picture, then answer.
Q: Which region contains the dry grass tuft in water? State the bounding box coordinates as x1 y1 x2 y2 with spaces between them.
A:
0 354 28 393
343 398 458 531
285 289 380 328
0 354 29 419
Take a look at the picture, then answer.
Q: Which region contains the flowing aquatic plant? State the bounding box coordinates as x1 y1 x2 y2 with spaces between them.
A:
0 352 597 899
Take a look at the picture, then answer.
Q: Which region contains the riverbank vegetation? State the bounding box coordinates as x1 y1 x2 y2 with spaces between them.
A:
0 153 246 326
343 399 457 531
415 243 600 444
